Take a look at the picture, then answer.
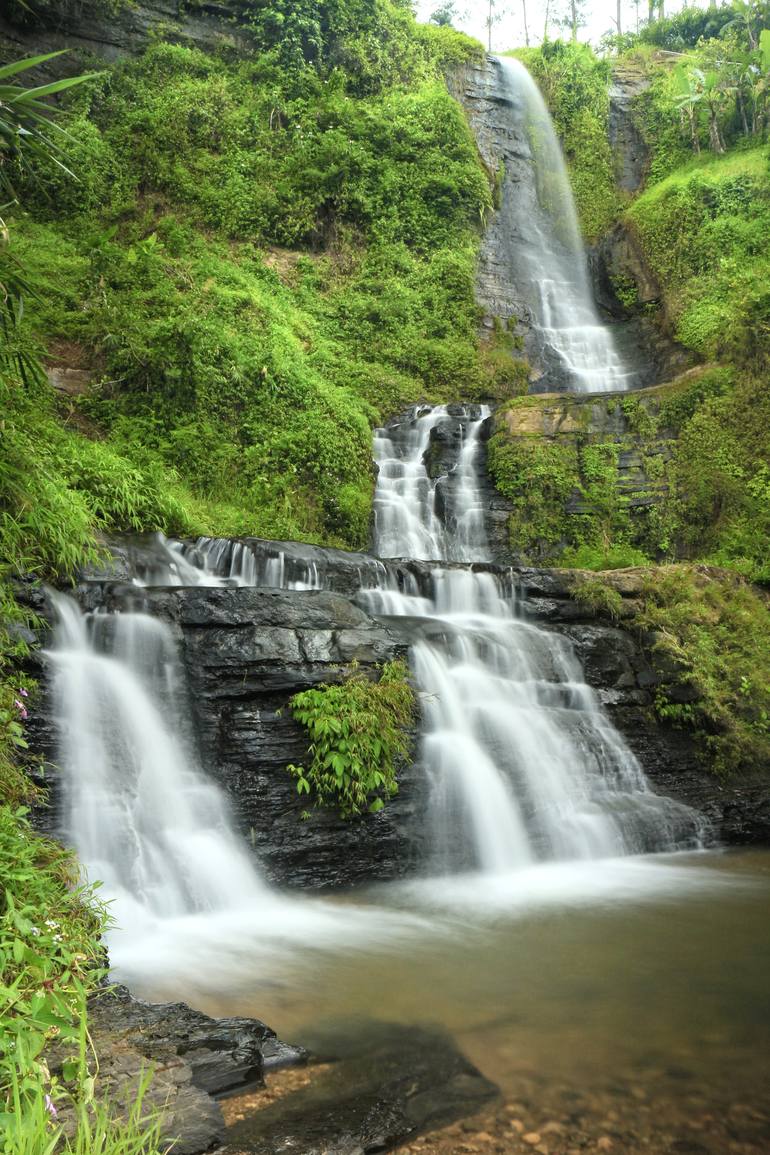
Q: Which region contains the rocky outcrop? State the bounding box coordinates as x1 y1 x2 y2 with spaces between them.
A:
24 542 770 872
488 384 678 565
48 984 305 1155
609 67 650 194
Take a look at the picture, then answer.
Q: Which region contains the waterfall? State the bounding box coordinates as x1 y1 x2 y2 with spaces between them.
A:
48 593 268 933
365 406 705 874
128 533 323 590
373 404 490 562
491 56 636 394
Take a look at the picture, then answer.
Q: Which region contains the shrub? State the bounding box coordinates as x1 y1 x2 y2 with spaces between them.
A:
287 659 415 816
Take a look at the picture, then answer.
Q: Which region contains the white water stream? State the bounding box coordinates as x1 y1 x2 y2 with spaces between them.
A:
495 56 635 393
365 406 705 873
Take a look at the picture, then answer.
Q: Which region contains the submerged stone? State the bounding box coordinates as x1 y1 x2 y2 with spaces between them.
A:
225 1022 498 1155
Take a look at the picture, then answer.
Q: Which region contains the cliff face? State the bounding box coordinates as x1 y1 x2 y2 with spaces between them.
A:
0 1 248 70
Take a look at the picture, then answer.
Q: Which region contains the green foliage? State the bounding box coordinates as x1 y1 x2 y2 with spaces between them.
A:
487 424 581 560
8 38 492 551
636 566 770 776
4 1063 164 1155
633 5 739 51
627 148 770 371
513 41 620 241
0 807 107 1114
228 0 481 89
486 398 659 565
561 541 652 571
0 53 101 199
287 659 415 817
570 572 624 619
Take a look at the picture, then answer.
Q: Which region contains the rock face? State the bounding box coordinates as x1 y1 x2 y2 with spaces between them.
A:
225 1022 498 1155
608 67 650 195
488 384 676 565
48 984 305 1155
24 543 770 883
0 0 248 72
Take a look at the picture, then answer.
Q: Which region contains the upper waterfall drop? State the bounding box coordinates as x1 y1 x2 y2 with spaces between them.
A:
488 56 636 394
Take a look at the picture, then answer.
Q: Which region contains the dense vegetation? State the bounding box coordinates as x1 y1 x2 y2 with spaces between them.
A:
3 7 494 560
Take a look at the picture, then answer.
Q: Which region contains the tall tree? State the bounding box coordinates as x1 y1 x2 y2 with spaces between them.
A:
486 0 510 49
521 0 530 46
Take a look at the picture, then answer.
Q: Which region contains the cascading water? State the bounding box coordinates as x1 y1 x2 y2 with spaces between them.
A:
373 405 490 562
489 57 637 393
365 405 705 874
49 593 267 931
129 533 323 590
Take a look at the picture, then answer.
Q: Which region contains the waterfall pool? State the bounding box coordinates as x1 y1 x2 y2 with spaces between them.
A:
116 849 770 1155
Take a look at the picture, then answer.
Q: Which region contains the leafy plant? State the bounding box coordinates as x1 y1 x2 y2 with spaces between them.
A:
287 659 414 817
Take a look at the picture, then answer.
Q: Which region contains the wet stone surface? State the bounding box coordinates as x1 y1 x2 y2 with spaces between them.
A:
223 1023 499 1155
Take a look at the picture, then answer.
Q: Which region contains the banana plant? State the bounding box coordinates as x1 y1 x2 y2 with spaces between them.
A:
0 52 97 388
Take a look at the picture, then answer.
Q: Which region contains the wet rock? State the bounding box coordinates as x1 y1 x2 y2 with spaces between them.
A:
609 68 649 194
47 984 303 1155
0 0 249 76
225 1023 498 1154
86 983 304 1093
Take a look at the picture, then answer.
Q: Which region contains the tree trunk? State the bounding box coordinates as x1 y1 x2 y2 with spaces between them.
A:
543 0 551 40
708 105 725 153
737 88 749 137
571 0 578 39
659 0 665 18
648 0 655 24
488 0 493 50
689 108 700 154
616 0 622 36
522 0 529 46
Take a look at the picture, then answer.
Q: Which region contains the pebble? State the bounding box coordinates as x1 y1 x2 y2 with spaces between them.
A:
541 1121 565 1135
476 1133 494 1143
597 1138 614 1151
523 1132 542 1146
509 1119 526 1134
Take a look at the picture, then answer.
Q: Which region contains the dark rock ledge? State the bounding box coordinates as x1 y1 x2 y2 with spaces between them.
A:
48 984 306 1155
